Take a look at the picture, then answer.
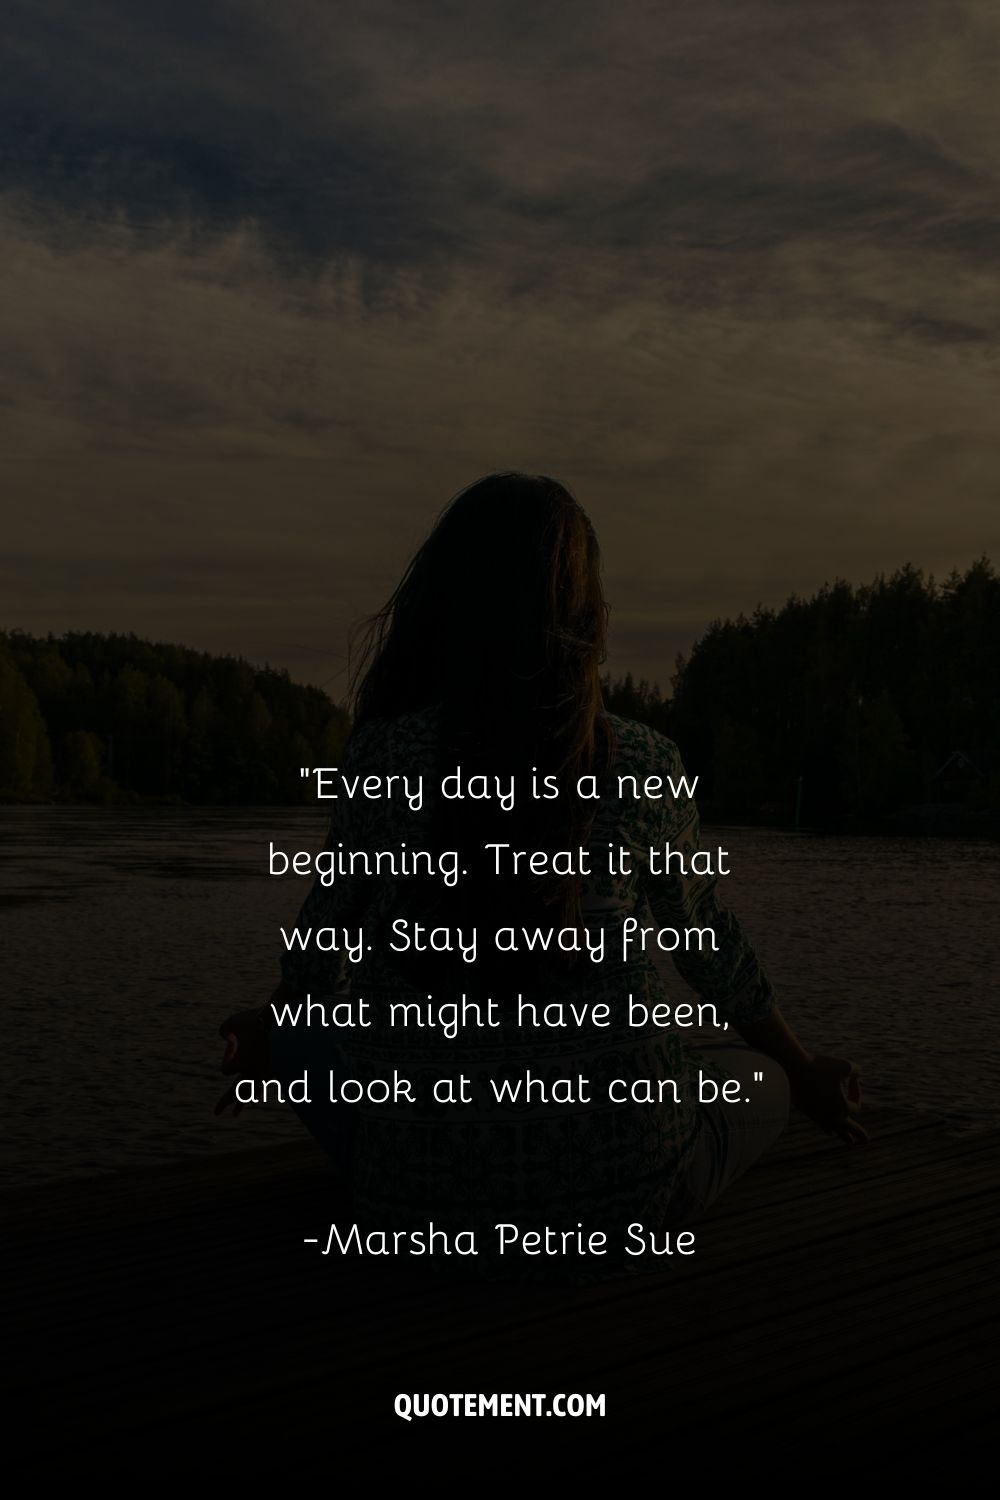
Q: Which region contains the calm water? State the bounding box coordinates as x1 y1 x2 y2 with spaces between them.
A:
2 808 997 1185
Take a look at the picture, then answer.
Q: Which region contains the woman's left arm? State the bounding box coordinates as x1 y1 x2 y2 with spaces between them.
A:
644 738 867 1144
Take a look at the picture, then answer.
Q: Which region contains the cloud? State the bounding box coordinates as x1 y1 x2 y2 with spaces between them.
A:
3 1 1000 687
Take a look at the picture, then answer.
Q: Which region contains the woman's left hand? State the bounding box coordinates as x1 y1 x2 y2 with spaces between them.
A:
789 1053 867 1146
214 1007 271 1117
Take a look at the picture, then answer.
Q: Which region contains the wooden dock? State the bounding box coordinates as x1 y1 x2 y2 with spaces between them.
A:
5 1105 998 1465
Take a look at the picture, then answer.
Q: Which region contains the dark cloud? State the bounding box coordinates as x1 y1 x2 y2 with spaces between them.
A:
2 7 464 263
7 1 997 278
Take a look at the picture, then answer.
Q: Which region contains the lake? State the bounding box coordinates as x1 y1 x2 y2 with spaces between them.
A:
2 808 997 1184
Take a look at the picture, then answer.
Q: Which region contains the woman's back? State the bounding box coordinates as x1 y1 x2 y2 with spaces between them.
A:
280 705 774 1275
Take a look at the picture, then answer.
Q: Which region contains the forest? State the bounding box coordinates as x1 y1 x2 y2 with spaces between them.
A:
0 630 349 805
604 559 999 827
1 559 997 824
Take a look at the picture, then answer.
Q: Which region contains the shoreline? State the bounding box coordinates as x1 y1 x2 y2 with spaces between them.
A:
3 798 998 838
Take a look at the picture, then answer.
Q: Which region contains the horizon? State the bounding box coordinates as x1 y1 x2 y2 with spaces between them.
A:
4 550 993 702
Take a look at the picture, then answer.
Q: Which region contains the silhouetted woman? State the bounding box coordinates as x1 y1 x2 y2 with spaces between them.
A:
218 473 864 1276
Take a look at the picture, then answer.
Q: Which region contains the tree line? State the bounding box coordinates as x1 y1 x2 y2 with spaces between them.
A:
0 631 349 804
2 559 997 820
604 559 999 826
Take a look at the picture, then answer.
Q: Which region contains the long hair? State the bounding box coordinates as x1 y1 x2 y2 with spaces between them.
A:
350 472 614 953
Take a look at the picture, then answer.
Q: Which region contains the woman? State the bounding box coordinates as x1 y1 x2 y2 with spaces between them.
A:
218 472 864 1276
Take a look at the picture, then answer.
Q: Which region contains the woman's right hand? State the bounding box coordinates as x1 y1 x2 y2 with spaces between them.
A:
789 1053 867 1146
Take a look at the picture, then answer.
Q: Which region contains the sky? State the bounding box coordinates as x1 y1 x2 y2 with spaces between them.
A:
3 0 999 698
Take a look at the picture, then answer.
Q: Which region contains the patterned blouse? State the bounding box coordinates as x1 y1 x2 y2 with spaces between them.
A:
279 708 774 1277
